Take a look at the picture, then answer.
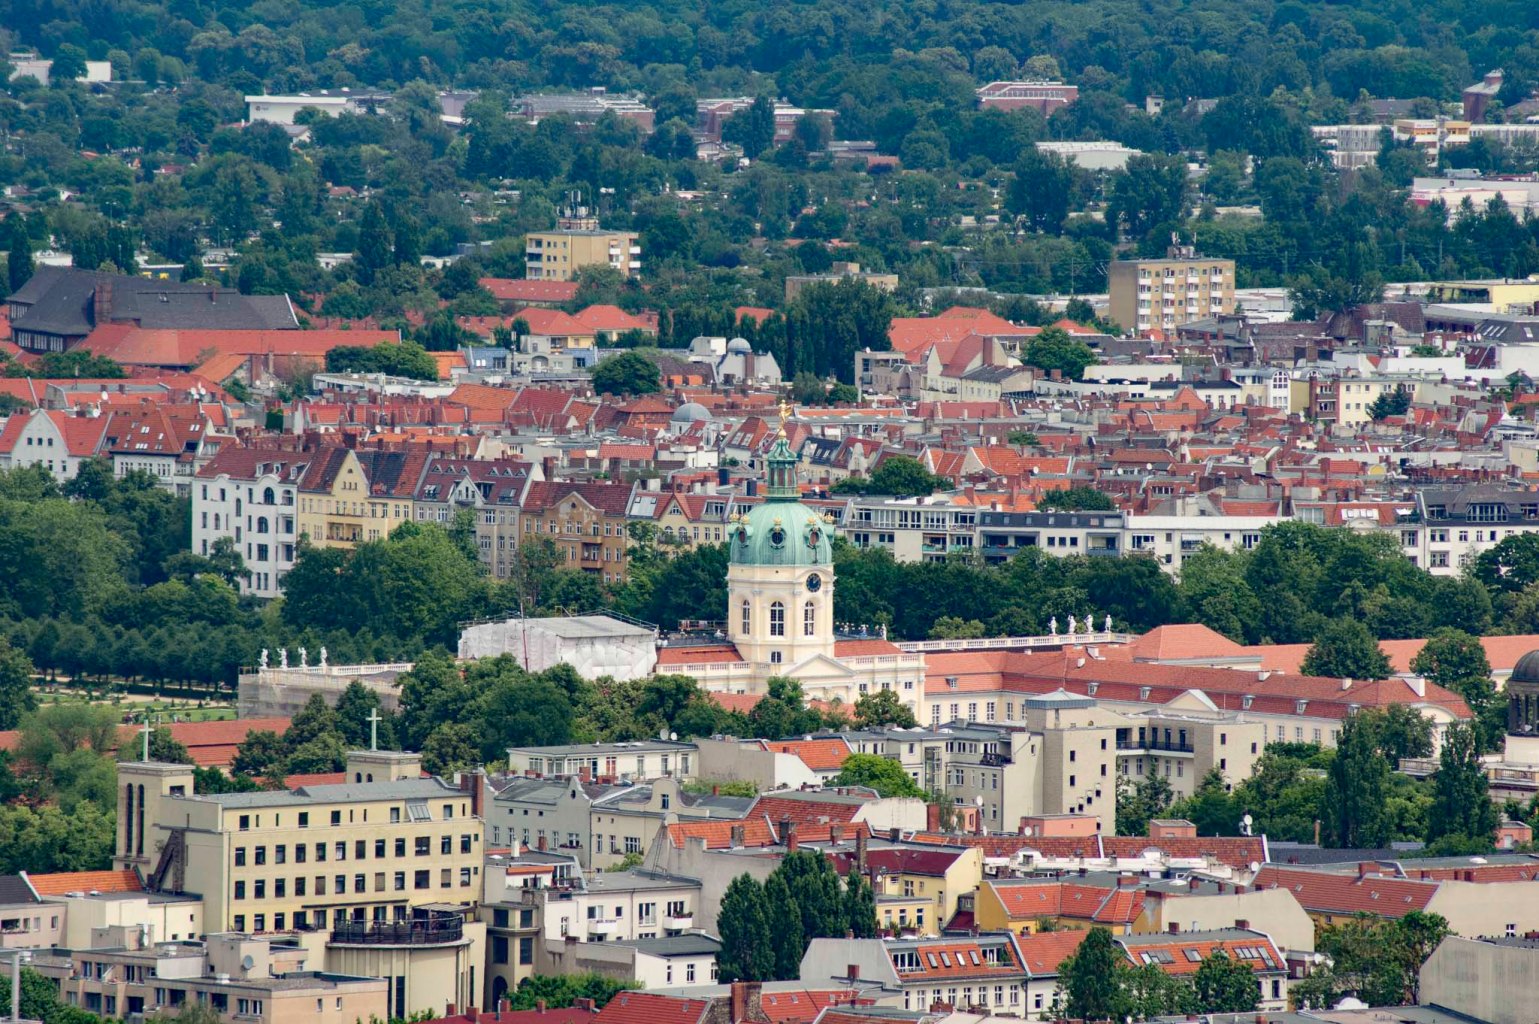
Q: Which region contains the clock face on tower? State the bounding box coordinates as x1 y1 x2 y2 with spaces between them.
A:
806 572 823 592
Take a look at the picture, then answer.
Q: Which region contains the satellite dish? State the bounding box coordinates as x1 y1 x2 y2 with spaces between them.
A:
241 955 254 971
1243 813 1254 827
1249 861 1261 874
974 795 985 807
669 732 678 742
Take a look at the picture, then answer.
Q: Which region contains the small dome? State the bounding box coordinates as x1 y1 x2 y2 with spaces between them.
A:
670 402 711 424
729 500 833 568
726 337 752 354
1513 650 1539 685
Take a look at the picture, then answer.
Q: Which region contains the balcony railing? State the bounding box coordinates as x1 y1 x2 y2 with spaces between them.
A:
329 916 464 946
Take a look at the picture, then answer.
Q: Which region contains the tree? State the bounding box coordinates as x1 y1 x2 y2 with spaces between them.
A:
1007 149 1073 233
764 872 804 979
746 677 825 739
1301 618 1392 679
0 638 37 731
831 455 948 496
1428 721 1498 845
1107 154 1191 239
149 727 193 764
325 341 439 381
831 753 923 798
1412 629 1502 751
232 729 287 776
1361 704 1434 763
1368 388 1411 420
509 974 632 1010
1006 430 1040 447
50 45 89 82
7 220 33 293
1322 714 1391 848
335 679 394 750
724 96 776 160
1037 486 1116 512
1023 327 1097 381
1116 773 1174 837
355 202 393 286
1474 533 1539 595
1057 927 1131 1022
591 351 661 396
1294 913 1448 1008
717 874 774 981
853 689 917 729
1192 951 1258 1013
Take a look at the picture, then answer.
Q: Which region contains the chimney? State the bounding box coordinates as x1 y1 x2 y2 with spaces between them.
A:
1235 919 1250 930
537 1000 547 1014
889 827 901 842
574 999 596 1013
846 964 860 980
1357 861 1375 879
93 277 114 325
1188 878 1200 891
538 835 548 852
856 829 868 874
830 824 844 844
781 818 799 852
448 1006 457 1017
729 824 745 848
1169 922 1180 933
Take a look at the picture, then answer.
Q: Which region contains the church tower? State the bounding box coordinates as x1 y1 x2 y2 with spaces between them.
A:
726 409 836 671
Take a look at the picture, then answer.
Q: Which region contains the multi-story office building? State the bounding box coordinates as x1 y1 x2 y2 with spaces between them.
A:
1109 247 1235 335
525 218 640 281
114 749 485 1018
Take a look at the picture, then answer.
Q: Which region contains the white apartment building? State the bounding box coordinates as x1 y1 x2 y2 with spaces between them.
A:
193 449 308 597
844 495 978 561
1123 510 1286 572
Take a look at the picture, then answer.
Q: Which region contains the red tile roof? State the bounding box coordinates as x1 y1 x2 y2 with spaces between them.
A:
1117 933 1287 976
757 739 853 772
833 639 904 658
657 644 744 667
26 869 143 896
1015 930 1089 977
885 938 1024 981
907 833 1268 871
594 992 708 1024
79 327 397 368
1253 865 1437 918
759 991 850 1024
480 278 580 304
423 1008 597 1024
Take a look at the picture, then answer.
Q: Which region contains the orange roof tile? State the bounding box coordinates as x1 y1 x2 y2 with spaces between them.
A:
26 869 143 896
758 739 854 772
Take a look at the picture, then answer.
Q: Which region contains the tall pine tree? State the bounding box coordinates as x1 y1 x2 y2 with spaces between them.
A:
764 873 804 980
7 221 33 294
1428 721 1498 845
717 875 773 982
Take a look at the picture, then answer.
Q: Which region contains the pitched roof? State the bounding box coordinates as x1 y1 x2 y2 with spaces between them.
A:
1116 931 1286 976
479 278 579 304
658 644 744 667
594 992 709 1024
1129 624 1247 662
1252 865 1437 917
756 739 854 773
0 716 291 768
1014 929 1088 977
79 327 394 368
25 869 143 897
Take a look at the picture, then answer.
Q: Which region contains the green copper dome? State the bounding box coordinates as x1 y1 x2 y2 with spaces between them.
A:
729 434 833 567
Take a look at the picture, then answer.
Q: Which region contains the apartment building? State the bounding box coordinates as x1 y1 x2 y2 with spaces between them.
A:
975 509 1122 563
479 849 582 1005
844 495 978 562
519 481 636 582
114 750 485 1017
1403 485 1539 574
1115 708 1265 798
1108 247 1235 335
0 408 108 481
295 448 424 549
506 741 698 783
1122 508 1285 572
525 218 640 281
529 869 701 956
1115 929 1290 1012
491 775 699 872
194 448 307 598
32 929 388 1024
410 457 532 579
800 933 1029 1015
1305 375 1411 432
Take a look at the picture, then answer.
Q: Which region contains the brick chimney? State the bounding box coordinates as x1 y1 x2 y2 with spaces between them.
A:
856 829 868 874
781 818 798 852
538 835 548 852
830 824 844 844
1235 919 1250 930
537 1000 547 1014
729 981 764 1024
729 824 745 848
93 277 114 325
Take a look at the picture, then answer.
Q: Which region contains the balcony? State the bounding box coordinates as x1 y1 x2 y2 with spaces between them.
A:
329 912 465 946
664 914 694 930
587 918 619 936
1117 738 1193 753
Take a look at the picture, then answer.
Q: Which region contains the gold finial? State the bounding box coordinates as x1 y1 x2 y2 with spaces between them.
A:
778 398 791 437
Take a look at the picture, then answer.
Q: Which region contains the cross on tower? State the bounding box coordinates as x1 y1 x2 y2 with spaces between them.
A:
140 716 154 762
366 709 382 752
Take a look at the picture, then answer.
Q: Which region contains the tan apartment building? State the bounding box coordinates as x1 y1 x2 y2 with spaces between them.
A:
114 750 485 1018
519 481 635 583
1108 246 1234 335
525 217 640 281
1115 708 1266 798
295 448 423 549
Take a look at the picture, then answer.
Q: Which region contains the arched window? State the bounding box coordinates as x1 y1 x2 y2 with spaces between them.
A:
741 600 751 636
804 600 816 636
770 601 785 637
262 487 275 505
256 516 269 534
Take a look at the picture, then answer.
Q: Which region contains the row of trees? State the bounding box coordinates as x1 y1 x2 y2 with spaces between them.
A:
717 851 877 982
